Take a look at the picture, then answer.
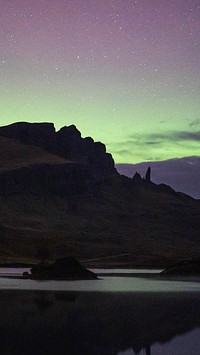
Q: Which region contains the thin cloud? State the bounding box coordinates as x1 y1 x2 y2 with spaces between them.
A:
114 149 131 155
145 141 162 145
189 119 200 128
171 131 200 141
142 131 200 142
109 130 200 163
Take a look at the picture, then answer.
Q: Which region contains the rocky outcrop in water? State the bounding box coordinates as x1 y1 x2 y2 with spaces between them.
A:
161 259 200 275
24 256 97 280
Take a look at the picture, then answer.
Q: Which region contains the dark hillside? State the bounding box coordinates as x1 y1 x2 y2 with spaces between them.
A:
0 123 200 267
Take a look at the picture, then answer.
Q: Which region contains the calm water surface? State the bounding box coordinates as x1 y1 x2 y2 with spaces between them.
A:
0 268 200 354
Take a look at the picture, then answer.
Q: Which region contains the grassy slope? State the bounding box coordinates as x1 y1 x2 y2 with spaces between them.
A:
0 178 200 266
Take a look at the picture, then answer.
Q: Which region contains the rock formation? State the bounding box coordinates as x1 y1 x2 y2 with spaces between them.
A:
145 166 151 182
24 256 97 280
132 172 142 182
0 122 116 180
0 122 56 152
161 259 200 275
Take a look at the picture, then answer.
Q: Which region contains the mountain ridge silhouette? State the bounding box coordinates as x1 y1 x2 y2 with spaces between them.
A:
0 122 199 266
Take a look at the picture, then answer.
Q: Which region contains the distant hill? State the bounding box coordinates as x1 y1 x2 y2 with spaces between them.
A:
117 157 200 199
0 122 200 267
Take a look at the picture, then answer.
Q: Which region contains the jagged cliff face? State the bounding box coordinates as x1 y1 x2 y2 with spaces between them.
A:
56 125 115 179
0 122 56 152
0 122 116 180
0 134 93 198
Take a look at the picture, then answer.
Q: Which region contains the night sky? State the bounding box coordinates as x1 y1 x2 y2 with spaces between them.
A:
0 0 200 166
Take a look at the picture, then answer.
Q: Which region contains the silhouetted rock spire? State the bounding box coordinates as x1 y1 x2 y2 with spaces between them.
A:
132 172 142 182
146 345 151 355
145 166 151 182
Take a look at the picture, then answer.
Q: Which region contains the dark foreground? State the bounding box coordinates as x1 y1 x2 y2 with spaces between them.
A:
0 289 200 355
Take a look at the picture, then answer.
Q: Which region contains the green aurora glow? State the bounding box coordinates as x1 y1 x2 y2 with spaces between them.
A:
0 0 200 163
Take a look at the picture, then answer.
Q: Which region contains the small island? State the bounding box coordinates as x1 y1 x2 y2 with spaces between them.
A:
23 256 97 280
161 259 200 276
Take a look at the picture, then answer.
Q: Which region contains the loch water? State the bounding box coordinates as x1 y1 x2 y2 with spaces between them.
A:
0 268 200 354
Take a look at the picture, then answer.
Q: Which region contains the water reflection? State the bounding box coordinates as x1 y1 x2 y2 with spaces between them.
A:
0 290 200 354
